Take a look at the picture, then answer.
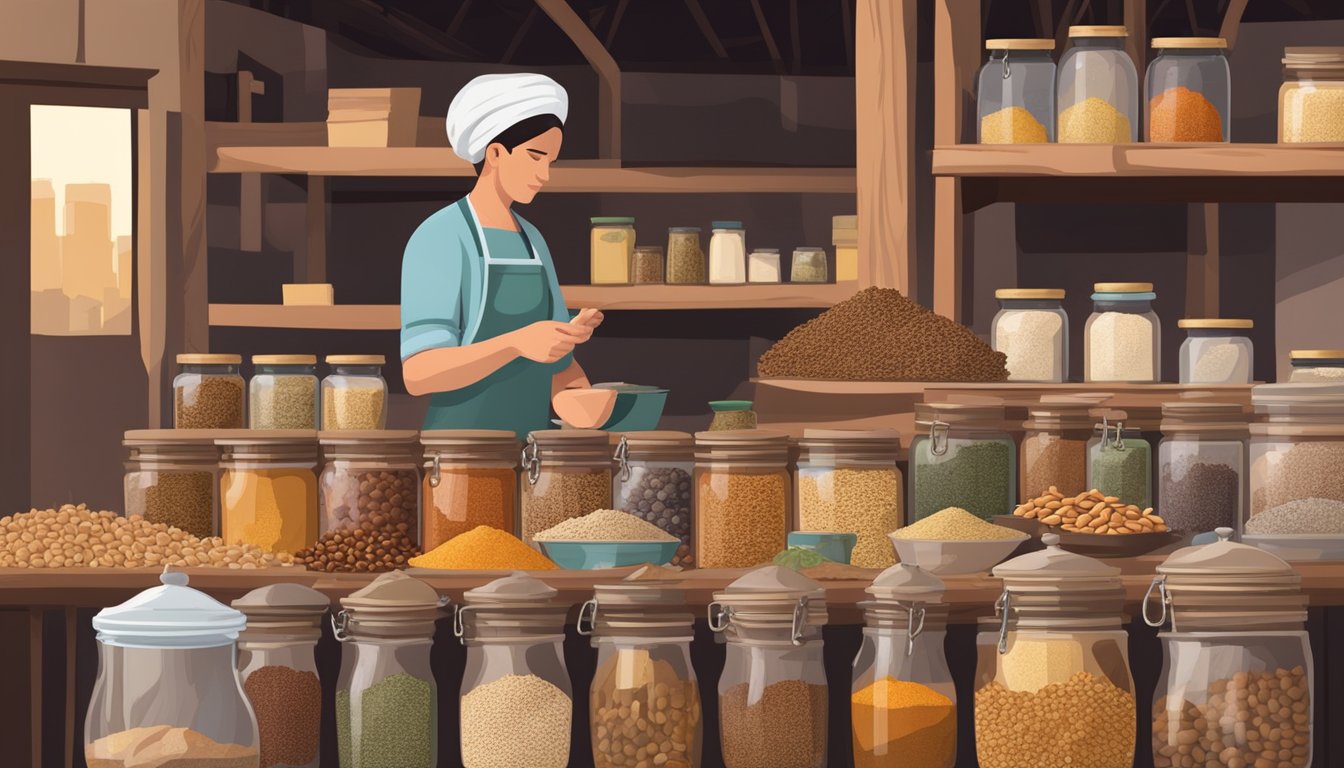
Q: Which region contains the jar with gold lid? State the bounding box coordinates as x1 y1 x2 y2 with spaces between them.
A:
174 353 245 428
1057 26 1139 143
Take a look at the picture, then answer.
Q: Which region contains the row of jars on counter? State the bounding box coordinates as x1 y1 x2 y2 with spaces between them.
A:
174 353 388 430
590 217 832 285
86 531 1315 768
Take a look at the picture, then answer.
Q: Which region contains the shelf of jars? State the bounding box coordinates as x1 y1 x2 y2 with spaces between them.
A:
932 143 1344 177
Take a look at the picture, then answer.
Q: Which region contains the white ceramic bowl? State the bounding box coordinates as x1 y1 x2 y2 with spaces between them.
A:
1241 534 1344 561
887 533 1029 575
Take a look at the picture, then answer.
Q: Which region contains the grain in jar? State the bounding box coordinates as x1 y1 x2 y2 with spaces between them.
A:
709 220 747 284
991 289 1068 383
1279 47 1344 143
1177 319 1254 385
421 430 518 552
614 431 695 567
1057 27 1139 143
1085 282 1161 383
521 429 613 547
123 429 219 539
1146 38 1230 142
630 245 665 285
978 39 1056 144
218 431 319 555
174 353 245 429
249 354 319 430
1288 349 1344 382
1019 403 1093 502
667 227 706 284
322 355 387 430
590 217 634 284
790 247 828 283
909 401 1016 521
695 430 790 568
796 429 903 568
748 248 782 283
1158 402 1248 534
312 430 421 572
1087 409 1153 509
708 400 757 431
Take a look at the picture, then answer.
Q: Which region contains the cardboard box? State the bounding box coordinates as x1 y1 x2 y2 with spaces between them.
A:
327 87 421 147
283 283 335 306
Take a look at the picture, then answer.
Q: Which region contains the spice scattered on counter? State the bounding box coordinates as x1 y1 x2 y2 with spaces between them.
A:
980 106 1049 144
1020 435 1089 505
799 468 901 568
757 287 1008 382
301 469 419 572
1059 97 1132 143
1160 459 1240 532
1245 497 1344 535
0 504 293 569
461 674 571 768
697 472 788 568
1153 666 1310 768
322 386 385 430
1088 312 1156 381
1013 488 1168 534
591 654 701 768
994 311 1064 381
892 507 1022 541
222 468 316 554
975 672 1135 768
1091 440 1153 508
336 673 434 768
1251 442 1344 515
86 726 258 768
852 677 955 768
617 465 694 567
912 441 1014 521
129 471 215 539
251 376 318 430
1149 86 1223 142
522 469 611 544
244 665 322 768
410 525 556 570
175 376 245 429
423 466 516 550
534 508 678 542
720 680 828 768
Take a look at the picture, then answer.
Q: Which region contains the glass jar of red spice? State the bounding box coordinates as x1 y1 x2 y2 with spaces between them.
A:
421 430 519 551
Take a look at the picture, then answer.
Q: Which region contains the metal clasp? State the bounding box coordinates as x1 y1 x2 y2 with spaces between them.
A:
929 420 951 457
1143 576 1170 629
452 605 475 644
1002 50 1012 80
707 601 732 633
904 602 927 657
331 609 352 643
791 597 809 646
576 598 599 637
615 436 631 482
429 451 442 488
1112 420 1127 450
995 590 1013 655
522 439 540 486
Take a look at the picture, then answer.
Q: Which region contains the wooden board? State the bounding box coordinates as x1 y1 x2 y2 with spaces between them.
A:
933 143 1344 177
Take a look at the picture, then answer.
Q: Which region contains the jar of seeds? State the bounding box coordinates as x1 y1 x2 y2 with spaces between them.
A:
1085 282 1161 383
1158 402 1248 534
992 289 1068 383
322 355 387 430
421 430 519 551
614 431 695 567
521 430 613 547
1019 401 1095 502
1057 26 1139 143
694 430 791 568
123 429 220 538
790 247 829 283
796 429 903 569
250 354 319 430
630 245 665 285
978 39 1056 143
708 400 757 431
218 431 319 555
1087 409 1153 509
1177 319 1254 384
909 401 1016 521
667 227 706 284
316 430 421 571
174 353 245 428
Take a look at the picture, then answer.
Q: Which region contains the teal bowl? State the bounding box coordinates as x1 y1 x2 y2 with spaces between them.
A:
787 531 858 564
595 384 669 432
539 539 680 570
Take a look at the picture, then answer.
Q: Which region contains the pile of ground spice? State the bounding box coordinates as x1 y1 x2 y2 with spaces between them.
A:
408 525 557 570
980 106 1049 144
757 287 1008 381
1149 86 1223 142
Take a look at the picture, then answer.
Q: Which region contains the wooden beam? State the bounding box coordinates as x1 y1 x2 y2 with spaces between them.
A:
685 0 728 59
29 610 41 768
1220 0 1250 49
604 0 629 48
0 91 30 578
1186 203 1220 318
933 0 979 319
502 5 539 64
839 0 853 68
180 0 209 361
855 0 916 295
789 0 801 75
748 0 786 75
138 108 169 427
238 71 261 253
302 175 328 283
536 0 621 159
447 0 474 37
63 608 76 768
1124 0 1147 77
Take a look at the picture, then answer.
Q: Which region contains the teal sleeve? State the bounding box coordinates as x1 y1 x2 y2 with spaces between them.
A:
400 216 466 361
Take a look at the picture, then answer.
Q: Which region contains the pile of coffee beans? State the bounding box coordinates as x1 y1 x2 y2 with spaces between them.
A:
616 466 694 567
300 469 420 572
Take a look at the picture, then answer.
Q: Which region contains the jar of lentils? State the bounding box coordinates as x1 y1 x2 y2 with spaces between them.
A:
421 430 519 551
694 430 791 568
1279 47 1344 143
790 247 829 283
174 353 245 428
322 355 387 430
124 429 219 539
630 245 665 285
614 431 695 567
250 354 319 430
909 401 1016 521
667 227 706 284
521 430 613 547
315 430 422 572
796 429 903 568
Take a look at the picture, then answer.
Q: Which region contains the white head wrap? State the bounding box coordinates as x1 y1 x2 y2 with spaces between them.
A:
446 73 569 164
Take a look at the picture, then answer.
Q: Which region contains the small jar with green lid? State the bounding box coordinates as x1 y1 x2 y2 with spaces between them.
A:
590 217 635 285
709 400 757 431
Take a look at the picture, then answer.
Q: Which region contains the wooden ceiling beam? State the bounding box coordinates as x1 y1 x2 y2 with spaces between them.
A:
684 0 728 59
605 0 629 49
535 0 622 159
1220 0 1250 48
748 0 786 75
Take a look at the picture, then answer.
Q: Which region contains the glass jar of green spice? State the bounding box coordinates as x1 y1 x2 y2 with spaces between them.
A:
790 247 829 283
1087 409 1154 509
910 401 1017 521
667 227 706 284
709 400 758 431
250 354 319 430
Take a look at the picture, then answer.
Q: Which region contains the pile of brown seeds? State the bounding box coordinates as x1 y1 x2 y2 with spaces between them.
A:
1153 666 1311 768
1014 487 1168 535
757 287 1008 381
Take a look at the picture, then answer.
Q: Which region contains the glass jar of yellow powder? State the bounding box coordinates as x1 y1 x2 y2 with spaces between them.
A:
1146 38 1230 142
421 429 519 552
978 39 1056 144
218 431 319 555
1057 26 1138 143
322 355 387 430
1279 47 1344 143
590 217 635 284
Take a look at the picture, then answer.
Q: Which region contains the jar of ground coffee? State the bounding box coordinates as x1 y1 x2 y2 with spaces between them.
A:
123 429 220 538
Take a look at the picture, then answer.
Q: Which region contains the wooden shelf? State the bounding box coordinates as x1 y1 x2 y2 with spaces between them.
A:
757 379 1252 400
933 143 1344 178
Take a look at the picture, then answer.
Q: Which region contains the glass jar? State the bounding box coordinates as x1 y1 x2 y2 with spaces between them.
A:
909 401 1016 521
1178 319 1254 384
322 355 387 430
314 430 421 571
521 429 613 546
1058 26 1138 143
1289 349 1344 382
590 216 634 284
978 39 1056 143
615 431 695 567
796 428 903 568
123 429 219 538
1085 282 1161 383
790 247 828 283
174 353 245 428
86 570 258 767
709 400 757 431
333 572 444 768
1279 47 1344 143
421 429 518 551
1158 402 1248 534
1146 38 1231 142
695 430 791 568
233 584 330 768
250 354 319 430
1019 403 1094 502
709 566 829 768
709 220 747 284
631 245 665 285
218 432 319 554
1087 410 1153 509
667 227 707 285
455 573 573 768
991 289 1068 382
748 248 782 283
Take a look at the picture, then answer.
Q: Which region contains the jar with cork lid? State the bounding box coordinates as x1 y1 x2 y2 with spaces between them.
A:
709 566 830 768
1087 408 1153 509
455 572 574 768
1177 319 1254 384
1057 26 1139 143
174 353 245 428
521 429 613 546
974 535 1136 768
1143 529 1313 768
796 428 903 568
322 355 387 430
910 400 1016 522
694 430 791 568
217 431 319 555
1146 38 1230 142
1085 282 1161 383
1019 400 1097 502
978 39 1056 143
1279 47 1344 143
1158 402 1248 535
421 430 518 551
250 354 319 430
992 289 1068 382
316 430 422 571
123 429 220 538
614 431 695 567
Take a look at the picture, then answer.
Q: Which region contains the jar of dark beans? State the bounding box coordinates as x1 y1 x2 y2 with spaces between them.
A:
614 431 695 567
1157 401 1248 534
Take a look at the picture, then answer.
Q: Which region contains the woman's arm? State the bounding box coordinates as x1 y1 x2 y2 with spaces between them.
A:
405 321 593 397
551 357 592 398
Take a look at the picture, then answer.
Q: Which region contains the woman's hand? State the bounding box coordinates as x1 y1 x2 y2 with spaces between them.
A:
571 307 605 331
510 321 590 363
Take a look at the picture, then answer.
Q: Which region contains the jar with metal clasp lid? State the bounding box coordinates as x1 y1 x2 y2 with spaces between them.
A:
978 39 1056 143
795 428 903 568
614 431 695 567
909 400 1016 522
1157 401 1249 535
694 430 791 568
421 429 519 550
521 429 613 546
1087 408 1154 510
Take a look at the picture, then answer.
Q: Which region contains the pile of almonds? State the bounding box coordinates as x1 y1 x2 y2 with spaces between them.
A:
1014 487 1169 535
0 504 295 568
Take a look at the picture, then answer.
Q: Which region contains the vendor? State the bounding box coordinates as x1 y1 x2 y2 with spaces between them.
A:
400 73 604 438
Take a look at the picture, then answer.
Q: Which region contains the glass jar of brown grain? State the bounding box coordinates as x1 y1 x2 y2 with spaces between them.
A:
630 245 666 285
667 227 706 285
694 430 791 568
1019 402 1095 503
123 429 220 539
521 430 613 547
174 353 245 429
421 430 519 551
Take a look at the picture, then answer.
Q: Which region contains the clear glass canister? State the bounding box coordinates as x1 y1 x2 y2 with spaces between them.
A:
421 429 518 551
615 431 695 568
233 584 330 768
992 289 1068 382
709 400 757 431
910 402 1016 521
1019 403 1094 502
313 430 422 572
86 570 259 767
1289 349 1344 382
1058 26 1139 143
709 221 747 285
695 430 791 568
631 245 665 285
667 227 706 285
123 429 219 538
1146 38 1231 142
710 567 829 768
250 354 319 430
1178 319 1254 384
174 353 245 429
790 247 828 283
747 248 782 283
979 39 1056 143
1158 402 1247 534
591 216 634 285
455 573 573 768
334 572 443 768
1087 410 1153 509
796 428 903 568
322 355 387 430
218 432 319 555
521 429 613 546
1085 282 1161 383
1279 47 1344 143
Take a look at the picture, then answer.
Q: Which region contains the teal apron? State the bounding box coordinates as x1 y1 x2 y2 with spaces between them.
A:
422 199 565 438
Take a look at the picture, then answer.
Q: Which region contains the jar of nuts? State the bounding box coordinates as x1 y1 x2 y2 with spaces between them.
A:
421 430 519 552
174 353 245 428
250 354 319 430
614 431 695 568
520 430 613 548
218 431 319 555
123 429 220 539
694 430 791 569
796 428 903 569
313 430 422 572
322 355 387 430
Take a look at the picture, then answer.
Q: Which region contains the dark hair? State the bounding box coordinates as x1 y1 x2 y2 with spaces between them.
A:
472 113 564 175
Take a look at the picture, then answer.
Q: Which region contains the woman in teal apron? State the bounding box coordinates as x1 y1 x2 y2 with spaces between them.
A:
400 73 602 438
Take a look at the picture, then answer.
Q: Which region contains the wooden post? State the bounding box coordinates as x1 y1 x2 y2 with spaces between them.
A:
138 108 169 427
29 609 42 768
932 0 978 319
1186 203 1220 318
238 70 262 253
855 0 916 295
1124 0 1147 77
179 0 209 355
0 91 30 519
64 607 76 768
535 0 621 160
301 175 328 283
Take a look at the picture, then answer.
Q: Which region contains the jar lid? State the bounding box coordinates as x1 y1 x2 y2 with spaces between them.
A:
1152 37 1227 49
994 533 1121 581
694 429 790 462
325 354 385 365
93 568 247 648
1159 401 1250 434
618 431 694 461
420 429 518 447
463 571 559 606
1158 529 1295 577
1283 47 1344 68
124 429 221 447
995 288 1065 300
914 400 1007 425
709 400 753 412
867 563 945 602
633 244 663 253
216 430 319 460
319 430 420 458
176 353 241 365
750 248 780 254
793 246 826 253
1146 528 1306 631
337 572 445 639
985 38 1055 51
343 571 442 608
1023 401 1096 430
1069 25 1128 37
668 226 701 233
1252 382 1344 412
723 565 823 597
252 354 317 365
591 216 635 225
711 220 743 229
798 428 901 460
233 583 329 640
1290 349 1344 361
1178 319 1253 329
712 566 828 632
527 429 609 445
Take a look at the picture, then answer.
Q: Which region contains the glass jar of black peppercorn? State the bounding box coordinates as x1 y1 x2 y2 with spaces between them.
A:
614 431 695 567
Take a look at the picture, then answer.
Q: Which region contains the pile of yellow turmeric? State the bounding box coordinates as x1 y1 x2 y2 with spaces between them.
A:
852 677 956 768
408 525 557 570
